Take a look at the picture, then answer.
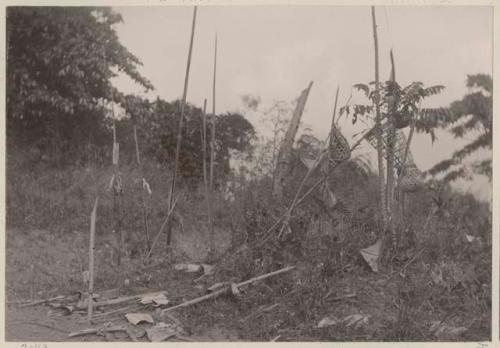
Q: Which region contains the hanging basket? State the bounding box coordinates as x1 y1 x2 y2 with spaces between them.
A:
399 164 425 193
329 125 351 164
365 123 408 167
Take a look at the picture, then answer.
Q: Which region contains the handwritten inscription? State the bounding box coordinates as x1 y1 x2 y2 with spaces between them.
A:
20 344 48 348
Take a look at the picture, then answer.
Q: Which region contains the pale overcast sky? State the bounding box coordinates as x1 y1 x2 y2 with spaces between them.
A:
112 5 492 200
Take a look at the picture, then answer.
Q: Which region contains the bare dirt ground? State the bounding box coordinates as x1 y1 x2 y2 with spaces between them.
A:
5 227 240 342
5 228 491 342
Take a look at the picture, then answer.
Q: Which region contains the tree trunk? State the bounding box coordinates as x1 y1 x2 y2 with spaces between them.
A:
272 81 313 200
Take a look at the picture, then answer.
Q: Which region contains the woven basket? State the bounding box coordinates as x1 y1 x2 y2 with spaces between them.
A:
329 125 350 164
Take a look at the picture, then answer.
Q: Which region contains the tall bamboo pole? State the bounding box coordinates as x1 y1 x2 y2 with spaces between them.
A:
111 102 124 267
386 49 396 240
202 99 209 202
208 34 217 256
202 99 214 258
371 6 387 229
132 112 151 251
88 197 99 322
165 6 197 246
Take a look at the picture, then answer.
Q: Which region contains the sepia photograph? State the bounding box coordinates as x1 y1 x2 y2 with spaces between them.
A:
4 3 493 342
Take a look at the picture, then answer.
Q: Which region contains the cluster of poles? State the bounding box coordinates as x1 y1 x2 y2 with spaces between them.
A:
86 6 217 321
85 5 414 321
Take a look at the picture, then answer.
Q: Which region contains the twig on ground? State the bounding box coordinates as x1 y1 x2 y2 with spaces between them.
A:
324 292 357 302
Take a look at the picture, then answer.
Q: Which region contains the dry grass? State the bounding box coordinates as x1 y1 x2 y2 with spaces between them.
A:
5 155 491 341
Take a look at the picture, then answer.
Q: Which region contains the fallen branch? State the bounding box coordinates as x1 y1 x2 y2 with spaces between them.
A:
162 266 296 313
68 325 128 338
18 295 66 308
92 291 166 308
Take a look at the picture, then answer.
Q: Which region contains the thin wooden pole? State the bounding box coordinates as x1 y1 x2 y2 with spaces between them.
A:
208 33 217 256
165 6 197 246
201 99 215 258
111 102 123 267
386 49 396 242
371 6 387 229
331 86 340 128
202 99 209 196
88 197 99 322
143 195 180 263
133 115 151 251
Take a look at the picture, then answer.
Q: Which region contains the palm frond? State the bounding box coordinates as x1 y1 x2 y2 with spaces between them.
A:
423 85 445 97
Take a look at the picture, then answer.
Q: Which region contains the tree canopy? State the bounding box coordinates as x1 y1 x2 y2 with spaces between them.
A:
6 7 153 164
119 96 255 185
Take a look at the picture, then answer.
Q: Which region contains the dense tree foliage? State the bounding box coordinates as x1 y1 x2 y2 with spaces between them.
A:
118 96 255 185
428 74 492 182
6 7 153 165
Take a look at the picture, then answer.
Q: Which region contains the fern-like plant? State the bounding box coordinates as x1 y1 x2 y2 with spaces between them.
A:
340 80 451 143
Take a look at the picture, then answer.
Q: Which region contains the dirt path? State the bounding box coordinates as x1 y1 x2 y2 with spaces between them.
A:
6 305 83 342
6 303 240 342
